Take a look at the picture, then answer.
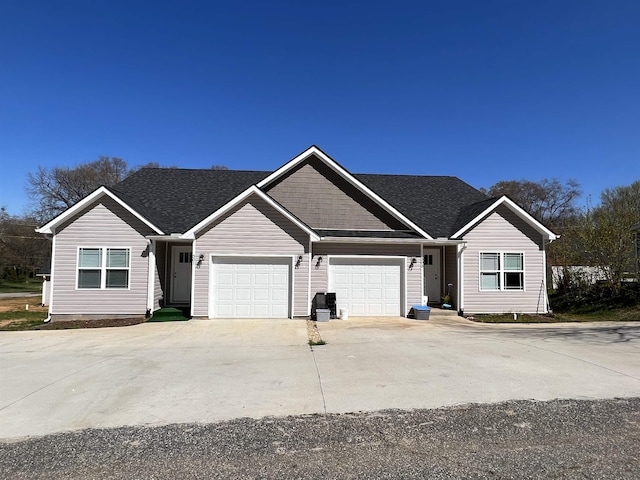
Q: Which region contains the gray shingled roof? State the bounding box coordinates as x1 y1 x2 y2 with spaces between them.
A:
112 168 268 233
111 167 489 237
450 197 501 238
354 174 488 238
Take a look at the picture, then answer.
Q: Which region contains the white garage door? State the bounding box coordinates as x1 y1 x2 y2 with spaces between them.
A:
329 258 403 316
211 257 291 318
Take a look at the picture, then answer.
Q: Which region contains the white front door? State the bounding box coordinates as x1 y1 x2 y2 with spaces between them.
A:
329 258 403 316
171 246 192 304
424 248 441 303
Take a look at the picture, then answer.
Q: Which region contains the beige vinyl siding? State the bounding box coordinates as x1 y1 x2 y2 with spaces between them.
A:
193 194 308 317
266 158 406 231
51 197 155 316
311 242 422 314
310 254 327 302
444 245 458 307
462 205 546 314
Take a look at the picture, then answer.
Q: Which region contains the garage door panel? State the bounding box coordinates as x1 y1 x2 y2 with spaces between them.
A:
350 303 366 315
254 288 269 301
368 288 382 300
272 273 288 285
369 304 383 315
217 288 233 301
330 259 402 316
271 305 288 317
351 288 366 300
211 257 291 318
235 305 252 317
236 288 251 301
271 288 288 301
253 305 269 316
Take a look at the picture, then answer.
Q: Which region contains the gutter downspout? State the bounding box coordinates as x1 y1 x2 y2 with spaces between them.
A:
456 241 467 316
43 232 54 323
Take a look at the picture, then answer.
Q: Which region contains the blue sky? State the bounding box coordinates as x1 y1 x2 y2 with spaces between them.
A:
1 0 638 216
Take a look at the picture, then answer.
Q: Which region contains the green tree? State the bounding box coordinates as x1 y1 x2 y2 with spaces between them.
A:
0 209 48 282
577 181 640 286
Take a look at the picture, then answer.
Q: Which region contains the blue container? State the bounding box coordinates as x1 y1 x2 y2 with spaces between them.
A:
412 305 431 320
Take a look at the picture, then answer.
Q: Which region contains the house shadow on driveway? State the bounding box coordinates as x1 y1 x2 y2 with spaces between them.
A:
488 324 640 345
314 314 640 347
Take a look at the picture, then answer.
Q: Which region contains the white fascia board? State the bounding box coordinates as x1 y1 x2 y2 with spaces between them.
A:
35 186 164 235
318 237 425 244
257 146 433 240
422 239 466 246
181 186 320 240
451 196 558 241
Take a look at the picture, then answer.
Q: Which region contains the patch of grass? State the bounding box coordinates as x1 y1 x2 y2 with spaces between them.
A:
553 308 640 323
0 310 47 322
470 313 556 323
308 339 327 346
0 317 49 331
469 307 640 323
0 308 49 331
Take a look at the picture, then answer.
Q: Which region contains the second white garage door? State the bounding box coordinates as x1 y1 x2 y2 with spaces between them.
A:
329 258 403 316
210 257 291 318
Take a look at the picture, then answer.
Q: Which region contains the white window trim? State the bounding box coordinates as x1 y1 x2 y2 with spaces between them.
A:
76 246 131 290
479 251 525 292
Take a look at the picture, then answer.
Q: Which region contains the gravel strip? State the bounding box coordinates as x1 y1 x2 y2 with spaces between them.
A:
306 319 324 344
2 398 639 479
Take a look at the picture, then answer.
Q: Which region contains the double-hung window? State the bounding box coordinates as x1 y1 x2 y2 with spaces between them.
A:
78 247 130 289
480 252 524 291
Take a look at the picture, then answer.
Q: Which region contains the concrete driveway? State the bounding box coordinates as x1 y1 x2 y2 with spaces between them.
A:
1 314 640 439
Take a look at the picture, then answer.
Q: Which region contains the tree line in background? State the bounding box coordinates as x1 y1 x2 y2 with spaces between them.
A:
1 157 639 311
0 157 227 284
484 178 640 311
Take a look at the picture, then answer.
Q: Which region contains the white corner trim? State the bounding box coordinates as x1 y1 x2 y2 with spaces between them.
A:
190 240 197 318
257 146 433 240
451 196 558 241
146 240 156 313
181 186 320 240
35 186 164 235
48 235 57 315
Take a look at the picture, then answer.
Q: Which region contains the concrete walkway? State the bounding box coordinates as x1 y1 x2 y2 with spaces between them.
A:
1 315 639 439
0 292 41 299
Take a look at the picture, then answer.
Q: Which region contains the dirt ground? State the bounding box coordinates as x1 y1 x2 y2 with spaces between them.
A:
0 296 47 313
0 297 144 329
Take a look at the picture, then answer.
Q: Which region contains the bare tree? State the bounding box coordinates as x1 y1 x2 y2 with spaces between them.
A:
483 178 581 228
27 157 130 222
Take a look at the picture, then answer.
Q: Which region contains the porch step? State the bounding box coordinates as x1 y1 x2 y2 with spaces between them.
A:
148 307 190 322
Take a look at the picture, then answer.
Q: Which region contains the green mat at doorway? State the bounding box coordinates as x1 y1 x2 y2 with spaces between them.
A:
148 307 190 322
